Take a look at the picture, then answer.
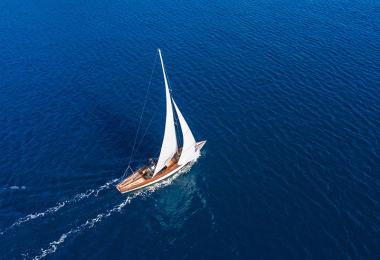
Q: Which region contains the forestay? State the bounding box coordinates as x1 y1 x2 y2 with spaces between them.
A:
172 99 198 165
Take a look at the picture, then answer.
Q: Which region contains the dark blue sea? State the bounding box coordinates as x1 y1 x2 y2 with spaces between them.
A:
1 0 379 259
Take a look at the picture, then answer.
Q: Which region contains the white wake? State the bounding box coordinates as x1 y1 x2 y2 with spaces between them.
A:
31 166 192 260
0 178 119 236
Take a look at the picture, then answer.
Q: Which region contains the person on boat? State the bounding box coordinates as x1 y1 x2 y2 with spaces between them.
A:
143 157 155 178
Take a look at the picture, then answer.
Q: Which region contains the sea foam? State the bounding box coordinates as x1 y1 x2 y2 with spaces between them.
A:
0 178 119 236
31 167 192 259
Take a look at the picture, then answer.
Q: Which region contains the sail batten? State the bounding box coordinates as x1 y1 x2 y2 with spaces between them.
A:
172 99 199 165
153 49 178 176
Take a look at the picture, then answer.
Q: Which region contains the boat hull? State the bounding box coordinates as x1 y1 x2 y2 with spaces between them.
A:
116 141 206 194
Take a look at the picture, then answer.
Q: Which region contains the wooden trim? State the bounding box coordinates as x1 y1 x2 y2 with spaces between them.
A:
116 141 206 194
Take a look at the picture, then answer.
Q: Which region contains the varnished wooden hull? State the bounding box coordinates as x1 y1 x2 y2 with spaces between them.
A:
117 141 206 194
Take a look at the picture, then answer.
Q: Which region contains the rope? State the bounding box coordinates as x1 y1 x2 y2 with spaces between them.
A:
134 108 158 155
120 165 132 180
134 57 178 159
166 68 182 149
126 53 158 169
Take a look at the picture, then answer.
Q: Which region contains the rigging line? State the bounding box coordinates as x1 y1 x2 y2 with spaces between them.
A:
134 108 158 156
166 70 182 148
174 109 182 147
127 52 158 167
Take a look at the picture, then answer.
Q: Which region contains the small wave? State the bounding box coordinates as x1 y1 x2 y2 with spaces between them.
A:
31 168 191 260
31 195 134 260
0 178 119 236
9 185 26 190
0 185 27 192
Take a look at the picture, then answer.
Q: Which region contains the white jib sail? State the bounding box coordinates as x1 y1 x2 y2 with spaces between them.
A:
154 49 178 175
172 99 199 165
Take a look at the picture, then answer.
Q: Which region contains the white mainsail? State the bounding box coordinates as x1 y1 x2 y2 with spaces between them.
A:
172 99 199 165
154 49 178 176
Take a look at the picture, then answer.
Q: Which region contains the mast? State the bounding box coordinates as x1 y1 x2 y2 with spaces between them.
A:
153 49 178 176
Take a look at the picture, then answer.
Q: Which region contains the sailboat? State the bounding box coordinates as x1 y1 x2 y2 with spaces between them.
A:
116 49 206 194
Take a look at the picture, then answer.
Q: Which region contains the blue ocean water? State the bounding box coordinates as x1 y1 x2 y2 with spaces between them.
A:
1 0 379 259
